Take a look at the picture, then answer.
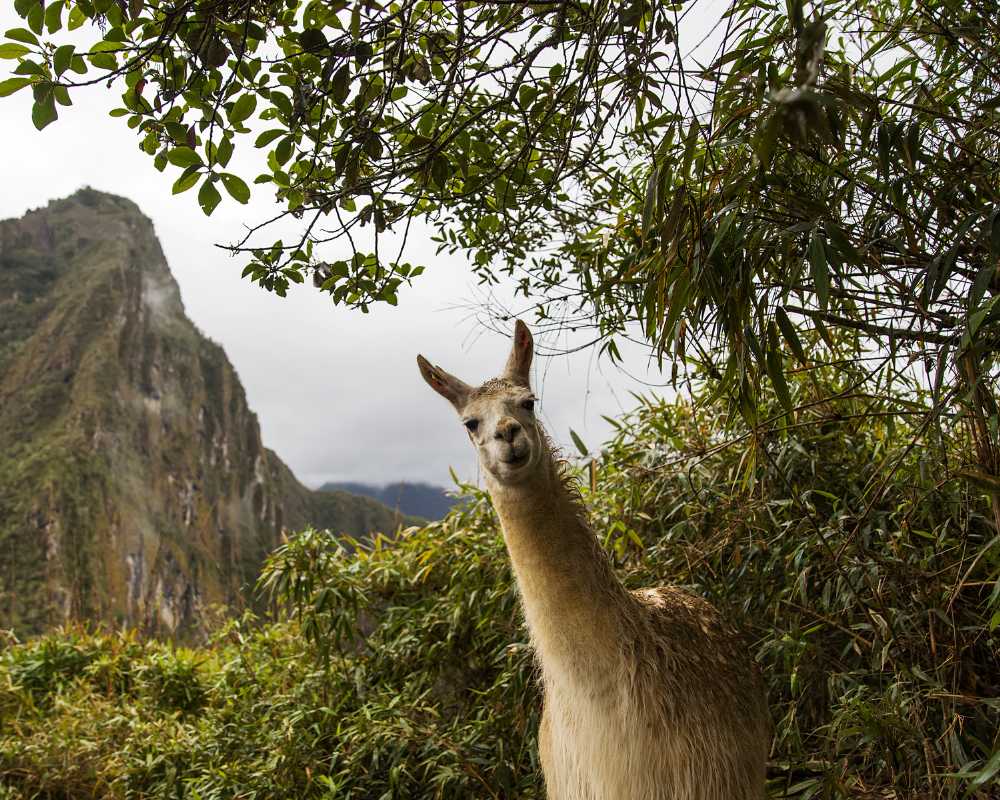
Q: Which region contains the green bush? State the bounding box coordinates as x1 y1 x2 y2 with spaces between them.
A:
1 375 997 798
589 382 1000 797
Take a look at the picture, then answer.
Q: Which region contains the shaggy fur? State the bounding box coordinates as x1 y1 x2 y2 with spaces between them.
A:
418 322 770 800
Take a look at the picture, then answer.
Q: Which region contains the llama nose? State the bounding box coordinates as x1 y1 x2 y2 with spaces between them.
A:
495 418 521 443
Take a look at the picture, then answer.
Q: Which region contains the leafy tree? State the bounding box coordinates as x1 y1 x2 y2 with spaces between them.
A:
0 2 990 325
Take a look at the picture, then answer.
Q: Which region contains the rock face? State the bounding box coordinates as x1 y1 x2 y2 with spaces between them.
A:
0 189 404 638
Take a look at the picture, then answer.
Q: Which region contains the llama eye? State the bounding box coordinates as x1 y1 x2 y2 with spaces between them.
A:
464 419 479 433
522 399 535 413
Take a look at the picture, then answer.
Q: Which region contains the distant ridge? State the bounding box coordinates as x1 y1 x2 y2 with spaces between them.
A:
320 481 457 520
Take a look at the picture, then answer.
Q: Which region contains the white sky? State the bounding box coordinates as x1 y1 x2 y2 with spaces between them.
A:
0 9 670 488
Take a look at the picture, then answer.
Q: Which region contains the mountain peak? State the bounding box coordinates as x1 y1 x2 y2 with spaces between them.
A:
0 194 406 638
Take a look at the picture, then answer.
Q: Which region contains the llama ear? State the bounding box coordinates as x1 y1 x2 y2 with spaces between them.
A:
503 319 533 387
417 355 472 410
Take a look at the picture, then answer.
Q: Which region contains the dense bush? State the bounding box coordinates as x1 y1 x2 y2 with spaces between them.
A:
1 375 998 799
590 375 1000 797
0 498 539 800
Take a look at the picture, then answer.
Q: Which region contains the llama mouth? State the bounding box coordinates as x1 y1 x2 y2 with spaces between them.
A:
501 452 529 467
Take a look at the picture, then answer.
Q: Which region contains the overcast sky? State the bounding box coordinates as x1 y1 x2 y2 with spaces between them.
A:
0 8 671 488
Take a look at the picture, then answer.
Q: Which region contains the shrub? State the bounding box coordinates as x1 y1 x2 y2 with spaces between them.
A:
1 374 997 798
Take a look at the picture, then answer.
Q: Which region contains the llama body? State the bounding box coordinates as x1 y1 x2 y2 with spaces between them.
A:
537 586 769 800
418 321 769 799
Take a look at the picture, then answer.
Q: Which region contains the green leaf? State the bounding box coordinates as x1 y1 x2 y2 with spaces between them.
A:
680 119 699 178
707 211 736 260
31 92 57 130
331 64 350 104
743 324 764 362
430 155 450 188
90 52 118 70
755 109 781 166
275 137 292 166
14 58 46 77
350 4 361 38
198 178 222 215
255 128 284 148
0 76 34 97
26 3 43 35
53 44 74 75
202 38 230 68
969 262 994 313
641 165 658 235
298 27 327 51
220 173 250 204
215 136 233 168
167 147 203 168
0 43 31 59
171 168 201 195
989 609 1000 632
775 307 807 365
969 749 1000 791
766 325 793 413
44 0 64 33
228 93 257 126
5 28 39 45
824 222 861 266
809 232 829 311
569 429 589 457
67 6 86 29
362 134 383 159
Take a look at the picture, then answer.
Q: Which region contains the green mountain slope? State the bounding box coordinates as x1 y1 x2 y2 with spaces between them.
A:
0 189 404 637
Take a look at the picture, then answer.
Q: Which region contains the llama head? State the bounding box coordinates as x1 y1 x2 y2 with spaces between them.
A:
418 320 543 486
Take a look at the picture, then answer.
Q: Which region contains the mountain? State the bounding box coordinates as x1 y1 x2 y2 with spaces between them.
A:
0 189 406 638
319 481 457 520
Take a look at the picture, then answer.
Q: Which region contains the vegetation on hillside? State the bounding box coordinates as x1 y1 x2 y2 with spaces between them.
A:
0 193 412 637
2 366 997 799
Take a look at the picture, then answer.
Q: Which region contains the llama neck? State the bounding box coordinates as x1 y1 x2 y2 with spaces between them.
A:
487 453 629 684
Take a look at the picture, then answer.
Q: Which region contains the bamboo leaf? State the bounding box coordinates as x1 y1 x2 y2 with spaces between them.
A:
766 325 793 413
776 306 808 364
809 232 829 311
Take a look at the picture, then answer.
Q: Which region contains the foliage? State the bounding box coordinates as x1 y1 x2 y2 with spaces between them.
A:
591 369 1000 797
0 498 542 800
1 0 996 382
2 369 998 798
6 0 1000 588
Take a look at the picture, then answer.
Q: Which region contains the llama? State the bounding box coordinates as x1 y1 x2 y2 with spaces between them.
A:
417 320 770 800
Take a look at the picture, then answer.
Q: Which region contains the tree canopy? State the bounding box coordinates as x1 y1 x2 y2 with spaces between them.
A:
3 0 999 480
